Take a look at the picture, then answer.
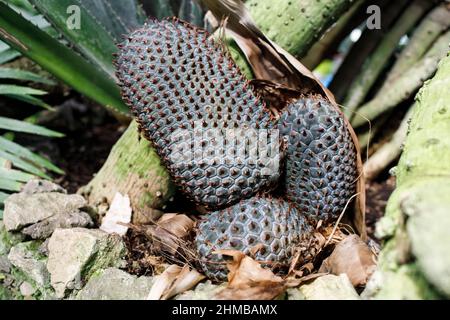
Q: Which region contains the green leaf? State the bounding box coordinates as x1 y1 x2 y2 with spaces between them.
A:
0 191 9 203
6 94 54 110
30 0 119 78
5 0 37 15
0 148 50 179
0 177 23 192
0 84 47 96
0 47 21 64
0 167 35 182
0 67 56 85
146 0 175 19
0 117 64 137
73 0 146 41
0 136 64 174
0 2 129 115
178 0 204 26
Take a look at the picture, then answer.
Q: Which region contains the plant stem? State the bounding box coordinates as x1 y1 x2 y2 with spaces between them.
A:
378 4 450 93
301 0 368 70
246 0 360 58
352 30 450 128
343 0 432 118
82 121 174 222
363 105 414 180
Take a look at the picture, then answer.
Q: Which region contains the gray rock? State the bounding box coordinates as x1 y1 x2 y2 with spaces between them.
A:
76 268 153 300
47 228 126 299
21 211 94 239
374 264 440 300
360 270 383 299
286 288 306 300
0 221 26 256
7 241 49 286
19 281 36 297
0 285 13 300
294 274 360 300
38 238 50 256
21 179 66 195
0 255 11 273
3 193 87 232
175 281 226 300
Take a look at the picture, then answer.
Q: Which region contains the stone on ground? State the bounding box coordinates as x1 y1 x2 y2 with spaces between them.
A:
46 228 126 298
0 221 25 255
292 274 360 300
21 211 93 240
19 281 36 297
3 193 87 232
21 179 66 195
76 268 153 300
99 192 132 236
175 281 226 300
7 241 49 287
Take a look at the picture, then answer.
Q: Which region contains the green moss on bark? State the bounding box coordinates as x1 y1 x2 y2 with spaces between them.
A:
375 54 450 299
83 121 174 220
247 0 358 58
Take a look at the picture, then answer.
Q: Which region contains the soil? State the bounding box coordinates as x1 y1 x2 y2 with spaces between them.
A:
52 117 123 193
17 97 124 194
365 175 396 239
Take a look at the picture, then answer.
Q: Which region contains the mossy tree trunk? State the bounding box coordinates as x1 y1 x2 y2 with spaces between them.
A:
371 54 450 299
246 0 361 58
85 0 361 216
83 121 174 221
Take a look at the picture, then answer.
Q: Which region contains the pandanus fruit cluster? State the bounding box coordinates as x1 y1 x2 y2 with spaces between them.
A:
115 18 357 281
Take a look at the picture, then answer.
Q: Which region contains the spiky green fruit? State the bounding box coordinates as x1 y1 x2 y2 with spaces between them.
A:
115 18 280 209
195 197 315 281
279 96 357 222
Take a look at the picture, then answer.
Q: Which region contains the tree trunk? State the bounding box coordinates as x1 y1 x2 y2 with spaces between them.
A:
367 54 450 299
246 0 361 58
85 0 362 214
82 121 174 222
300 0 368 70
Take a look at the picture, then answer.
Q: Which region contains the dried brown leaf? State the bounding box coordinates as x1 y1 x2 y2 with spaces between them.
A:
157 213 178 223
148 264 206 300
213 250 286 300
318 235 376 287
202 0 335 102
157 214 195 238
161 265 206 300
286 272 329 288
147 265 182 300
126 214 195 261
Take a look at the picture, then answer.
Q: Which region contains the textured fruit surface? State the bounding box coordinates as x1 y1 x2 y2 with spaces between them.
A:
195 197 314 281
279 97 357 222
115 18 280 210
